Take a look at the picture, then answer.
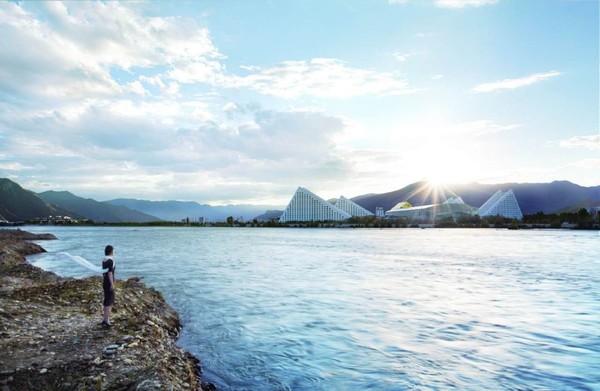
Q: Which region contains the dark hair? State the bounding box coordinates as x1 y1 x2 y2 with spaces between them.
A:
105 245 114 256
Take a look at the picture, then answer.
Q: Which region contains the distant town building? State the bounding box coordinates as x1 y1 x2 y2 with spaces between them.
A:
478 190 523 220
198 217 205 224
279 187 352 222
386 196 478 222
375 207 385 218
335 196 374 217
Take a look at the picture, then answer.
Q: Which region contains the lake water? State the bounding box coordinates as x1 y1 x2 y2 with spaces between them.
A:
22 226 600 390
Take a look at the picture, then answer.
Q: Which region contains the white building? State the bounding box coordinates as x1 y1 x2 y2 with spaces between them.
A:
279 187 352 223
375 207 385 218
386 196 478 221
478 190 523 220
335 196 374 217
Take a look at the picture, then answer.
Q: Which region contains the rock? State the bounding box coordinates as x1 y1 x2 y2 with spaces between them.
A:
82 354 93 361
122 335 134 342
201 382 217 391
106 344 119 350
2 385 10 391
40 368 48 374
123 358 133 365
0 370 14 376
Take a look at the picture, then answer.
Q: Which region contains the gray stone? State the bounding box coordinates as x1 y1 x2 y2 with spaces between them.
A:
122 335 134 342
106 344 119 350
40 368 48 374
82 354 93 361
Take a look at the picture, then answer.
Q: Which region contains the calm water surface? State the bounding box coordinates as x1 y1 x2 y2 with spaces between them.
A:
23 226 600 390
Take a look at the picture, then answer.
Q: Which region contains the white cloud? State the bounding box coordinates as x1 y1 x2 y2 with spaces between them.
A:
554 134 600 151
431 74 445 80
434 0 498 8
389 0 497 7
472 71 561 93
0 98 353 202
450 120 520 135
222 102 238 112
0 2 223 101
228 58 418 99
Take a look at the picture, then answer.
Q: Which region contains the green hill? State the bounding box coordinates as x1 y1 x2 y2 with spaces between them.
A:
0 178 71 221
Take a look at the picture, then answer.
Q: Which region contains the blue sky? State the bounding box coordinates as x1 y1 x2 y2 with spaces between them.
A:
0 0 597 204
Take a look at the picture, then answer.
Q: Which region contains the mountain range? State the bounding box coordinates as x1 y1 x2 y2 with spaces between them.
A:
0 178 75 221
1 177 599 223
106 198 284 222
37 191 160 223
351 180 600 215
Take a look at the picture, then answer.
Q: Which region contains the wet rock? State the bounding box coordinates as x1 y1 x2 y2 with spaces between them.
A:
39 368 48 374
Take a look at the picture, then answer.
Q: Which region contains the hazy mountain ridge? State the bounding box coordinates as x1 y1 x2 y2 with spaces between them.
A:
106 198 285 222
38 191 161 223
351 180 600 215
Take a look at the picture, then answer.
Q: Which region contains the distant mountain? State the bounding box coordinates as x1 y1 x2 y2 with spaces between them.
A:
448 181 600 214
352 180 600 215
254 210 284 221
38 191 161 223
106 198 285 222
0 178 75 221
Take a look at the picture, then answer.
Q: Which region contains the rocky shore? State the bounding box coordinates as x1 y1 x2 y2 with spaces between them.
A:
0 229 214 391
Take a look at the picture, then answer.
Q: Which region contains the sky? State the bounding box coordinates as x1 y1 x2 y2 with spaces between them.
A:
0 0 598 205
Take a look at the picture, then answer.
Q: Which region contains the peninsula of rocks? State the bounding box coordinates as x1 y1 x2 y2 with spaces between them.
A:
0 229 214 391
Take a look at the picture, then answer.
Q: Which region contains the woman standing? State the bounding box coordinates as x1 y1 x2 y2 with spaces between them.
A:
101 245 116 327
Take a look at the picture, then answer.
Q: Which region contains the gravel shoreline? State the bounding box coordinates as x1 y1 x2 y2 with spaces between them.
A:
0 229 215 391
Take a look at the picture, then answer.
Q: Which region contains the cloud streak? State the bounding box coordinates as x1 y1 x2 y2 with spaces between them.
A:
472 71 561 93
228 58 418 99
434 0 498 8
553 134 600 151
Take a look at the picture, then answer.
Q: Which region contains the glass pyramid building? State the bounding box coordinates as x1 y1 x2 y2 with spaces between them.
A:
335 196 374 217
279 187 352 223
478 190 523 220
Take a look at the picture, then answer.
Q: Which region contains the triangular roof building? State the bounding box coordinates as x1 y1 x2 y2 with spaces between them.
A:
279 187 352 223
335 196 374 217
479 190 523 220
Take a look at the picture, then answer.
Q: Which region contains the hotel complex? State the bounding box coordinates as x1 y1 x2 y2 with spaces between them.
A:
279 186 523 223
478 190 523 220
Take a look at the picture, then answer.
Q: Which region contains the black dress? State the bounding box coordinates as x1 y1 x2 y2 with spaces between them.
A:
102 258 115 306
